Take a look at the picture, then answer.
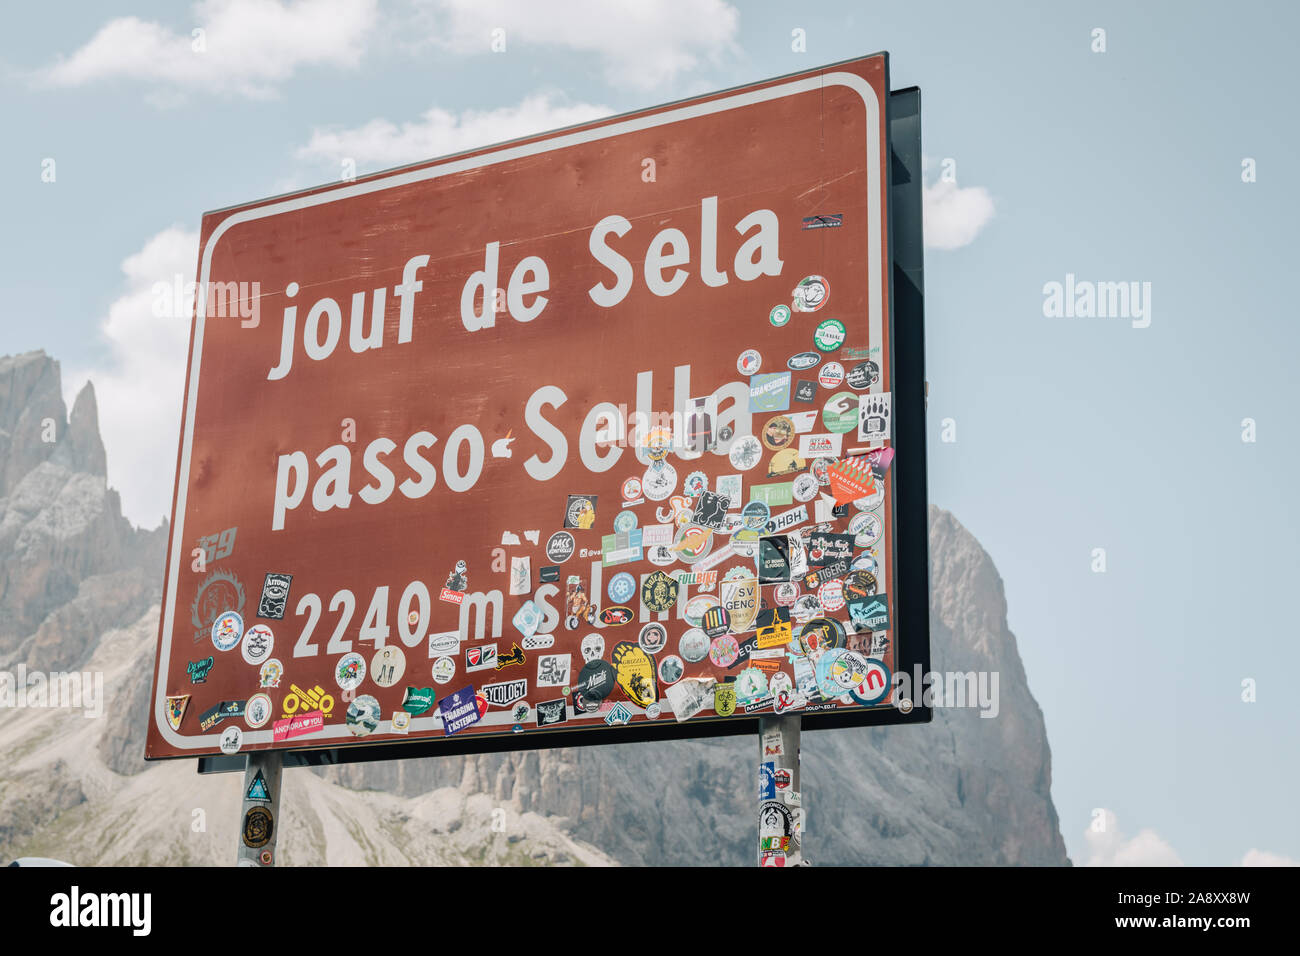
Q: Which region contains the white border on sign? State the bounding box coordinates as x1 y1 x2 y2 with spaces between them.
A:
154 71 885 748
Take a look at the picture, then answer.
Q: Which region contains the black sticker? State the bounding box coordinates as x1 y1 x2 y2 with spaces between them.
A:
574 660 617 703
257 573 292 620
848 593 890 631
794 380 817 403
535 698 568 726
539 565 561 583
694 490 730 529
758 535 792 584
846 360 880 390
806 532 854 567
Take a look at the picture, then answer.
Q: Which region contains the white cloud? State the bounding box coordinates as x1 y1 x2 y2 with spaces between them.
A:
68 227 199 529
296 92 611 170
1082 809 1183 866
415 0 740 89
1083 810 1299 867
1240 849 1298 866
923 179 996 250
37 0 377 99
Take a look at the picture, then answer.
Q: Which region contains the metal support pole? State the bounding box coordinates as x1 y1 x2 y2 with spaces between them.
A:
236 750 283 867
757 713 802 866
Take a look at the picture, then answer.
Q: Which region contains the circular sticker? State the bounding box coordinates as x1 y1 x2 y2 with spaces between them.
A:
638 621 669 655
646 703 662 720
818 362 845 388
608 572 637 604
846 360 880 389
769 671 793 697
741 500 771 531
770 304 792 327
346 694 381 737
637 426 673 464
240 624 274 665
797 617 846 657
761 415 795 451
370 645 406 688
701 604 731 638
658 654 685 684
684 594 720 628
709 634 740 667
773 582 800 607
335 652 366 690
245 693 272 729
849 510 884 547
641 570 681 613
821 391 860 433
848 656 892 706
819 579 846 612
850 551 879 575
613 509 638 534
843 569 878 599
678 628 710 663
853 483 886 512
621 476 643 501
220 725 243 755
581 633 606 662
575 659 617 703
728 434 763 471
683 470 708 497
258 658 283 688
646 543 677 566
768 449 805 477
792 275 829 312
211 611 243 652
737 349 762 375
432 656 456 684
811 456 835 485
546 531 575 564
792 473 819 502
813 318 846 352
643 462 678 501
791 594 822 624
672 524 713 564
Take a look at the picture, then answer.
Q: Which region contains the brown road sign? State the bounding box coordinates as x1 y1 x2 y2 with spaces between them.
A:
147 53 929 762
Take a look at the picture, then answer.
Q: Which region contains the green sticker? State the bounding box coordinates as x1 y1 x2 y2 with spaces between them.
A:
770 304 792 327
813 318 846 352
401 686 436 716
751 482 795 507
821 391 859 434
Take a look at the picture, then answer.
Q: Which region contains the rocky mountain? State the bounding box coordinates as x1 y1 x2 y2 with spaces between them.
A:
0 350 1069 866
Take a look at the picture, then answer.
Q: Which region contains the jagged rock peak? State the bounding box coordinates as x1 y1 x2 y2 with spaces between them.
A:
51 380 107 478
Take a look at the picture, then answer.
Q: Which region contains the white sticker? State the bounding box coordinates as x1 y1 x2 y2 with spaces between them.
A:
786 410 819 433
797 433 843 458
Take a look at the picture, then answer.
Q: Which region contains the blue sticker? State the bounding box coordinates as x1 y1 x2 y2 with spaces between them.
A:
605 701 634 726
512 600 541 639
613 509 638 534
211 611 243 652
245 769 270 802
758 761 776 801
436 686 482 736
749 372 792 413
608 572 637 604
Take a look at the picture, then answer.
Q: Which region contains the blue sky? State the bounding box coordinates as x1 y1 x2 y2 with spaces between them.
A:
2 0 1297 866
